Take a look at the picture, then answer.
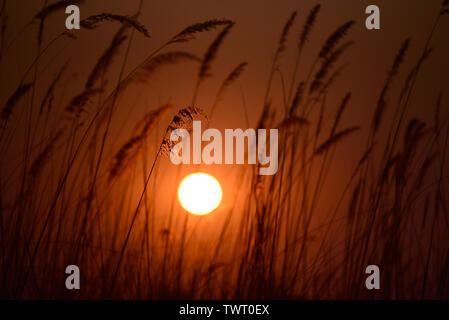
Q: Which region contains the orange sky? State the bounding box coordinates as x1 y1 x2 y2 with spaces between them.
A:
3 0 448 123
1 0 448 193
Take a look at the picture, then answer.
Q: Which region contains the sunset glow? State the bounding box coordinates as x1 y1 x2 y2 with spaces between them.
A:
178 173 223 215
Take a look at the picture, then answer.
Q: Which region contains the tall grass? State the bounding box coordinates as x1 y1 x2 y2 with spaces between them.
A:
0 1 448 299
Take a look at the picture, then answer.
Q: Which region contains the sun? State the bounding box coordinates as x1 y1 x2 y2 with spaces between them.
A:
178 172 223 215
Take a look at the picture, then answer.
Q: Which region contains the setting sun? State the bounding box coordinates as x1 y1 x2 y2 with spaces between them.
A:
178 173 223 215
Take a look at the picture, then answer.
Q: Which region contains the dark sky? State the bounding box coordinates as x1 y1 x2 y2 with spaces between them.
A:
1 0 448 175
3 0 448 120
